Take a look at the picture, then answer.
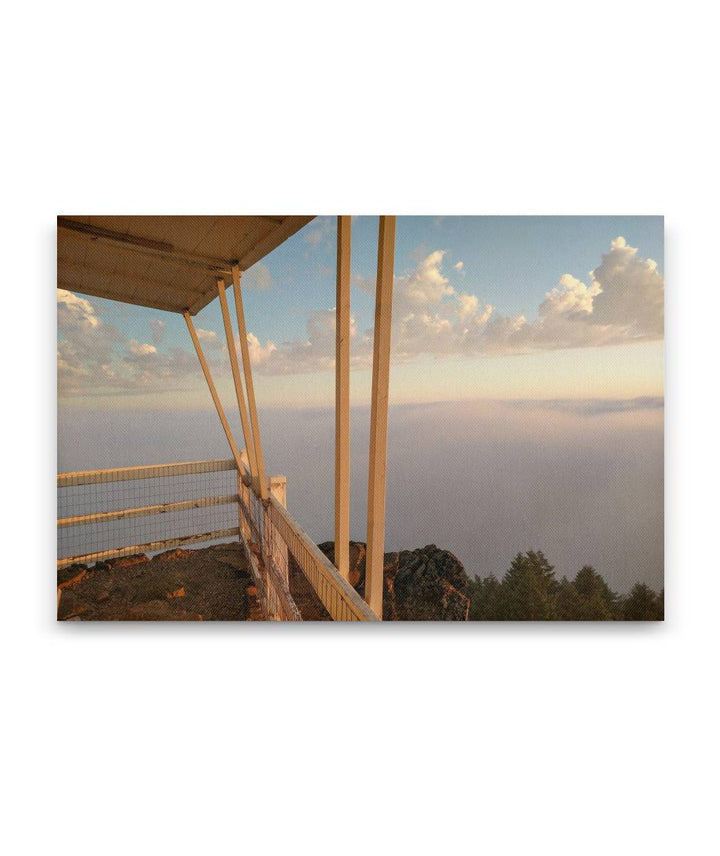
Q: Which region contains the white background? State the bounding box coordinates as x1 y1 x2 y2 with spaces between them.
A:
2 2 718 854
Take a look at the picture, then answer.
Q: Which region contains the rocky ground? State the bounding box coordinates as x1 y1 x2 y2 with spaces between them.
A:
57 543 262 621
318 541 470 621
58 540 470 621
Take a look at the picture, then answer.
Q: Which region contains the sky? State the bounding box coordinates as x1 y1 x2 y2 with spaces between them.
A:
57 215 664 410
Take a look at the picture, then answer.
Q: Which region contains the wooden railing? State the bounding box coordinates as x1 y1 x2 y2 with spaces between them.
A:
57 457 379 621
264 496 377 621
57 459 240 570
236 460 378 622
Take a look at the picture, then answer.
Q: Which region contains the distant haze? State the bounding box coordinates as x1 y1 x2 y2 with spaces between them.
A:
58 398 664 593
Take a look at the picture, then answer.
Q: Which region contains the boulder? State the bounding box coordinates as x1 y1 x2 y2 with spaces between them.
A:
318 541 470 621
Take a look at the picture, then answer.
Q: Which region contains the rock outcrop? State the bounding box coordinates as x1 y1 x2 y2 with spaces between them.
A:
318 542 470 621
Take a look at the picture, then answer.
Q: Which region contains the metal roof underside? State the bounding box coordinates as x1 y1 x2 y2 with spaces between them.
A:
57 215 315 315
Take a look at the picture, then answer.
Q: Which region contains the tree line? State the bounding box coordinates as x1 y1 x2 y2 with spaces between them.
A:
467 550 663 620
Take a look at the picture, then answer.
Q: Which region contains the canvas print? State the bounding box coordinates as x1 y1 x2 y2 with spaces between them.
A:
57 215 664 621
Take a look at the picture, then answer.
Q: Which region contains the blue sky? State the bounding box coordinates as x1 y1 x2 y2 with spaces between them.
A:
57 216 664 409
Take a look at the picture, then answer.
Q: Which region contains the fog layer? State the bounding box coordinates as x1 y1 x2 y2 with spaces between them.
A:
58 398 664 593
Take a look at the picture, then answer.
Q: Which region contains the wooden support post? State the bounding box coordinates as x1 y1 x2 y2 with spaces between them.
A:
232 265 268 500
335 215 352 580
183 311 244 473
269 476 287 508
365 216 396 619
217 278 259 484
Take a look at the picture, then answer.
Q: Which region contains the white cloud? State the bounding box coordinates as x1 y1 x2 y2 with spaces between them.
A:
395 237 663 357
247 332 278 367
540 273 600 317
588 236 664 337
399 250 455 310
57 289 100 330
58 236 664 388
454 261 464 272
196 328 222 348
58 290 216 396
128 340 157 356
57 289 119 392
457 293 479 321
247 237 663 374
243 262 273 292
246 309 365 375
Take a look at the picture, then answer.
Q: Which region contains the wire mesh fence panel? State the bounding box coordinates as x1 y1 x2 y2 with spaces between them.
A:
57 461 239 566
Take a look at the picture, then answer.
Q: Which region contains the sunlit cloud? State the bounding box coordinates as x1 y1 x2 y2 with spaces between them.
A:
57 291 220 396
58 236 664 392
128 340 157 356
196 328 222 348
244 236 663 373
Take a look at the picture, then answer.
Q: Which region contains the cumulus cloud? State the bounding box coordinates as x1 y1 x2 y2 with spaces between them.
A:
246 309 366 375
392 236 663 358
481 235 664 352
247 333 278 367
454 261 464 272
58 236 664 388
128 340 157 356
57 289 121 393
399 250 455 309
245 236 663 374
57 289 100 331
588 236 664 337
58 290 214 396
196 328 221 348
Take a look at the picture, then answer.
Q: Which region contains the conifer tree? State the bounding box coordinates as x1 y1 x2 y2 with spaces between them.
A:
500 550 558 620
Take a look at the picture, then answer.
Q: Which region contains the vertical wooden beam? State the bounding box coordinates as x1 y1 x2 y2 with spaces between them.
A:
269 476 287 508
365 215 396 619
183 311 243 473
335 215 351 580
217 278 259 483
231 265 268 500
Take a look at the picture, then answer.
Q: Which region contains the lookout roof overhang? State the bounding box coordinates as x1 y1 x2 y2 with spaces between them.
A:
57 215 315 314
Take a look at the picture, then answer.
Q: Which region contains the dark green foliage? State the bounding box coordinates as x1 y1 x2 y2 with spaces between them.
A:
467 575 503 620
468 551 662 621
555 576 585 620
623 583 664 620
500 550 558 620
572 565 619 620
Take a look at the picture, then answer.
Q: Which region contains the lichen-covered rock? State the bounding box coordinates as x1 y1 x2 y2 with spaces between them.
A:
318 541 470 621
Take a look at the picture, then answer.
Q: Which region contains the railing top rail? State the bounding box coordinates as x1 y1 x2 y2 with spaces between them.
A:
58 458 238 487
266 495 379 621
